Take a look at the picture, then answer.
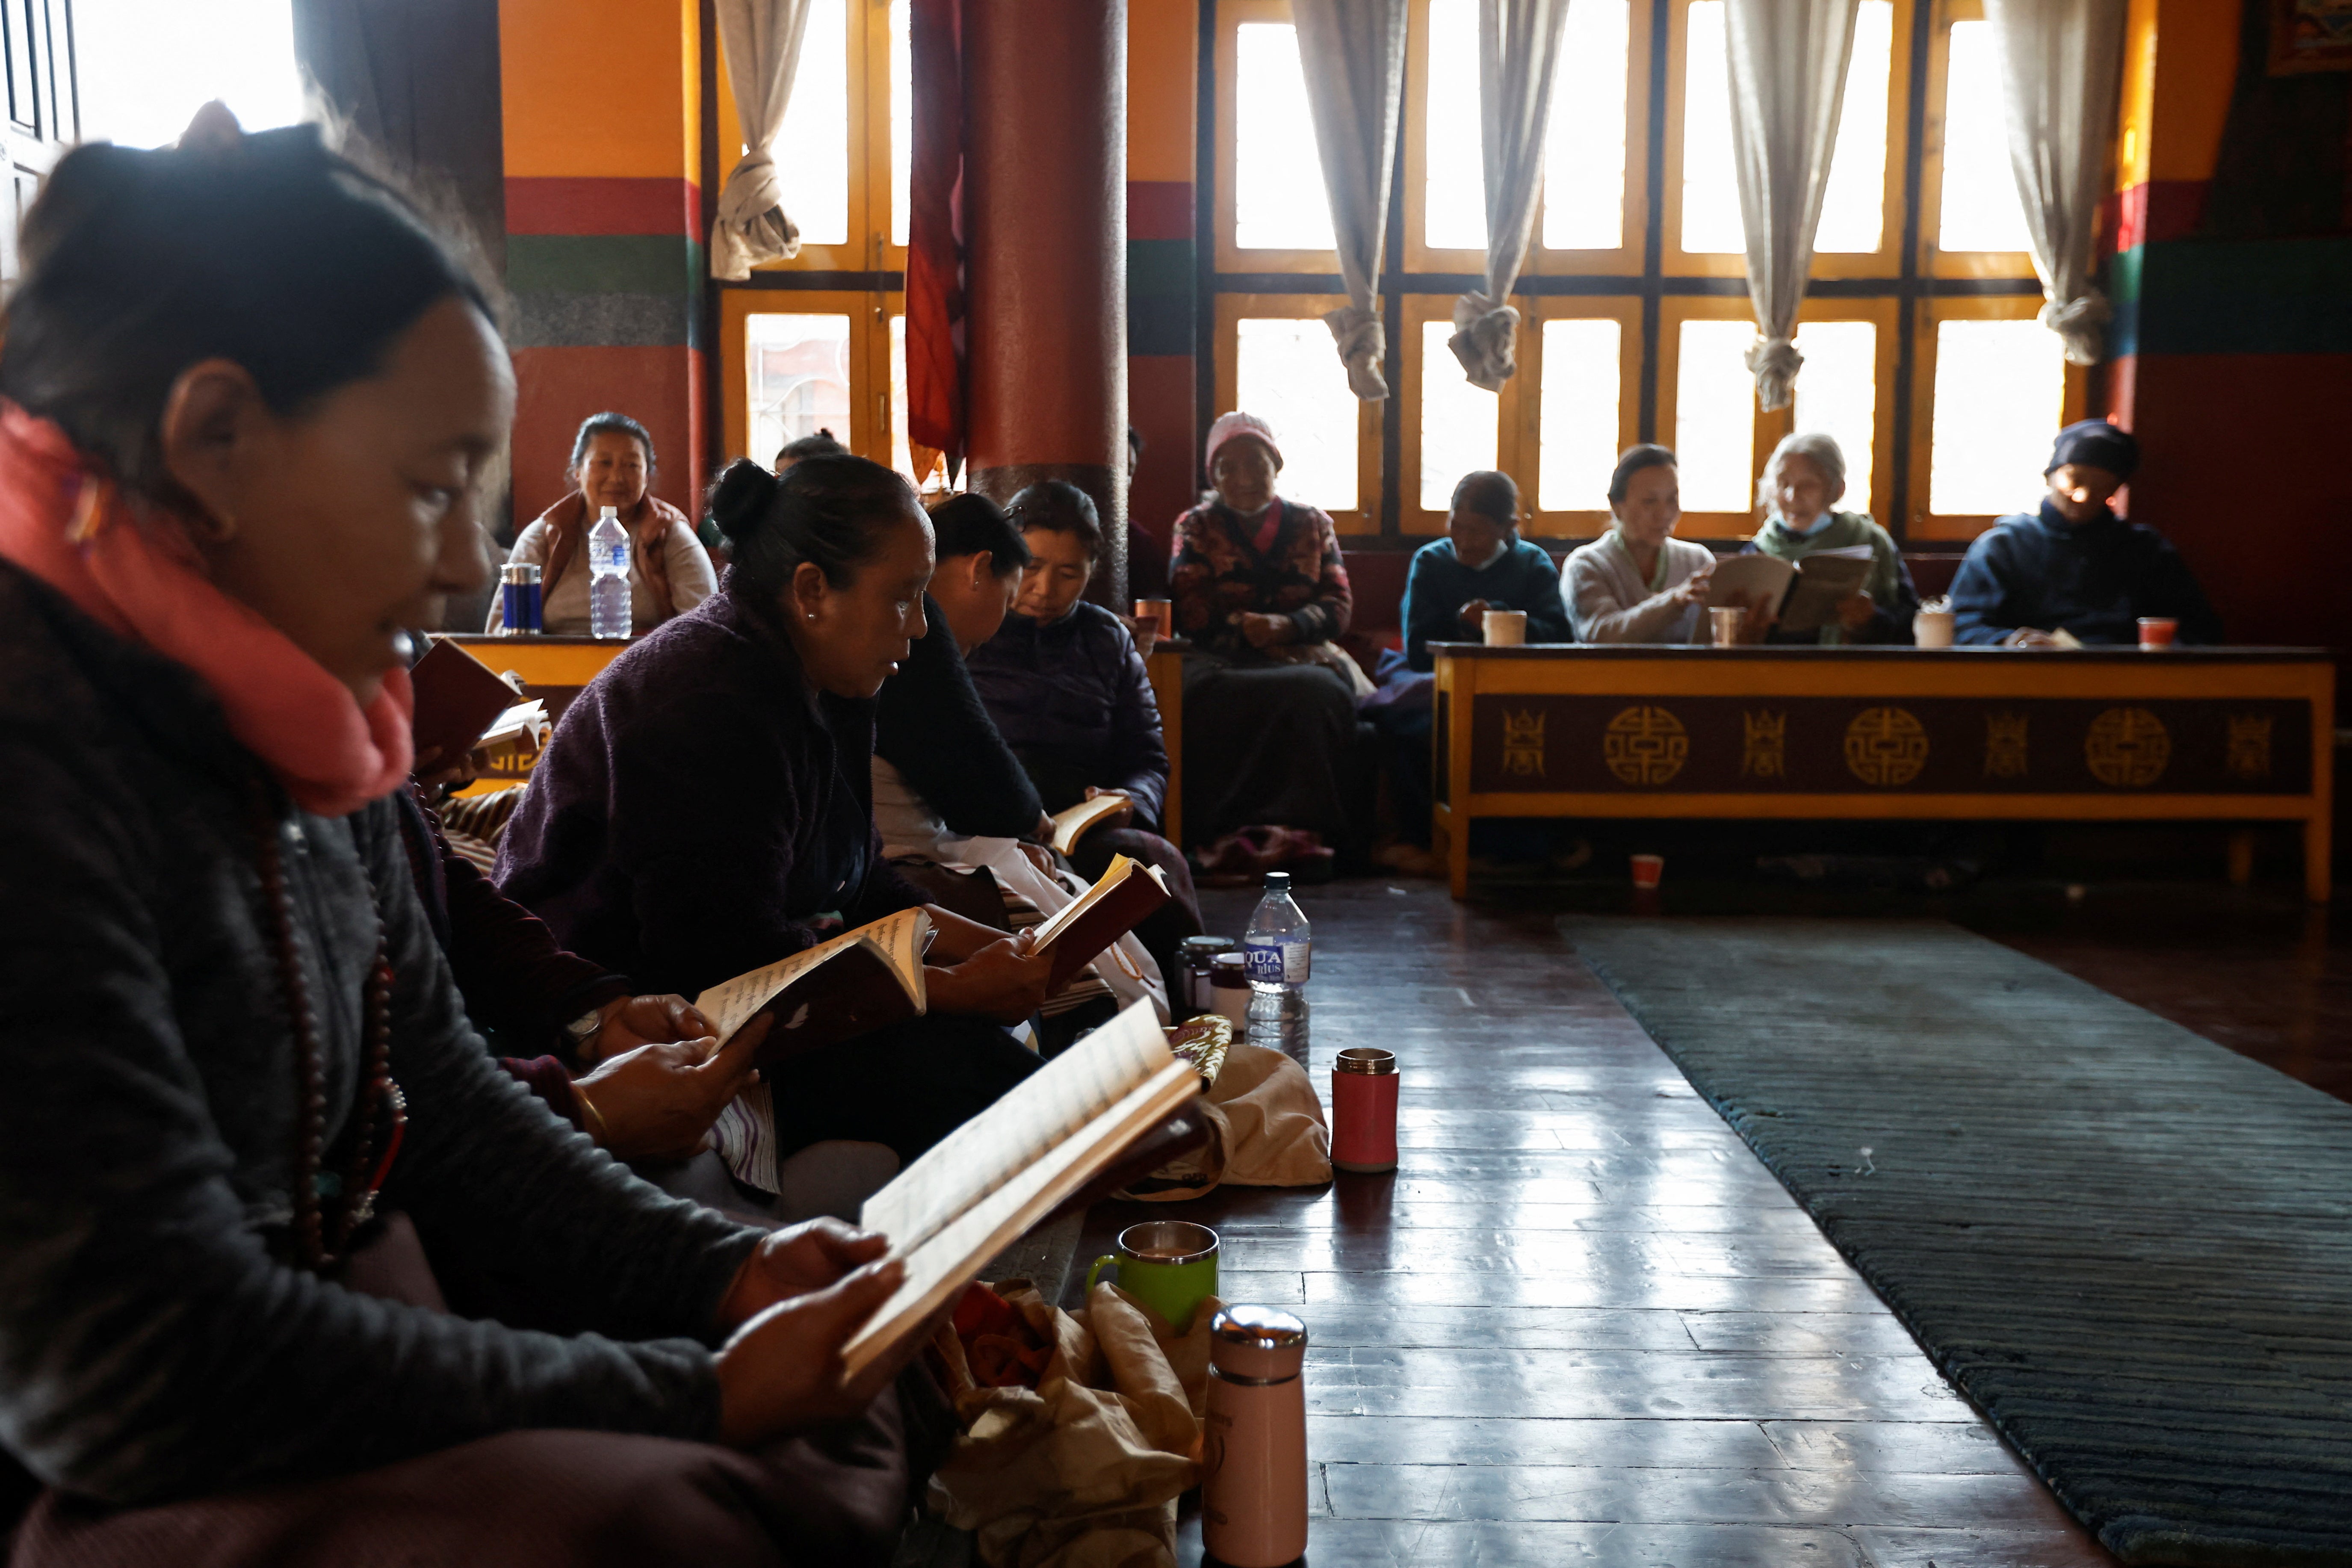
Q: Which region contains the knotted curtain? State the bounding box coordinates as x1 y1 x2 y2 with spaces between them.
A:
711 0 814 280
1448 0 1574 391
1292 0 1410 399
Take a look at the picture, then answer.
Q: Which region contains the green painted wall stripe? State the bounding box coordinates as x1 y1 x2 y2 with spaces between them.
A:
507 234 705 298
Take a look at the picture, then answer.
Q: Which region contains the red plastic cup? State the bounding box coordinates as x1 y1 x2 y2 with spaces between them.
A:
1330 1048 1398 1173
2138 617 2177 650
1630 853 1665 890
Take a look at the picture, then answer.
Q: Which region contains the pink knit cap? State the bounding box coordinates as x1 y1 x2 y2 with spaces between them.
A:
1204 410 1282 476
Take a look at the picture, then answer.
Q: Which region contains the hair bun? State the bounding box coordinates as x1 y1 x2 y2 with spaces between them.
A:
708 457 783 544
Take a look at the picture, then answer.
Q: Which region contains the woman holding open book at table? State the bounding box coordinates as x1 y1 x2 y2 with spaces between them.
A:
496 453 1052 1174
1562 445 1718 643
1734 432 1917 646
0 110 944 1566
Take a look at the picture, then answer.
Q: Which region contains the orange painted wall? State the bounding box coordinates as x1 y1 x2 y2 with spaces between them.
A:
500 0 698 180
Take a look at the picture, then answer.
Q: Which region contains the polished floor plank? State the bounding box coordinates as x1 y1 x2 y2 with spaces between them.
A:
1320 1461 2081 1527
1194 1516 1874 1567
1854 1525 2122 1568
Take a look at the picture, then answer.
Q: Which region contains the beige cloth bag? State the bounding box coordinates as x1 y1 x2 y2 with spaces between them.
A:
927 1284 1221 1568
1120 1042 1335 1202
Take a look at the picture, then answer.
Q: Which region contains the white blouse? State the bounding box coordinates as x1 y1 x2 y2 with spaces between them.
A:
1561 530 1716 644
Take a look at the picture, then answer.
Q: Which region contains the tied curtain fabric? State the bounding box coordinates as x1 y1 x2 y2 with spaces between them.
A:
905 0 967 480
1723 0 1861 410
710 0 815 280
1292 0 1410 399
1448 0 1574 391
1983 0 2128 364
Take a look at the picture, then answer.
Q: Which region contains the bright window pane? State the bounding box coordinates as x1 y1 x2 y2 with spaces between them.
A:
1236 319 1357 511
1680 1 1741 254
1420 321 1498 511
75 0 302 148
747 314 852 469
1790 322 1876 514
889 315 916 484
890 0 911 249
1236 24 1337 250
1815 0 1893 253
1424 0 1484 250
1929 318 2065 516
1674 319 1756 512
774 0 849 248
1543 0 1631 250
1938 21 2034 253
1538 318 1623 512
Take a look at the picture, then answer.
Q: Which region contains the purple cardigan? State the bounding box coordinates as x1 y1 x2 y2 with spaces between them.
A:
495 585 922 999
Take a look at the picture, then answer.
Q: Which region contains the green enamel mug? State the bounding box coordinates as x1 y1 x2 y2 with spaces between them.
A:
1085 1220 1219 1332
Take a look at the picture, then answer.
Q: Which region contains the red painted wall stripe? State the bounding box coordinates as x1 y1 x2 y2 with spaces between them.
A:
2104 180 2209 254
506 177 702 238
1127 180 1194 242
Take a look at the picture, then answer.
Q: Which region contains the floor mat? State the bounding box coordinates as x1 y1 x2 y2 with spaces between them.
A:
1560 914 2352 1567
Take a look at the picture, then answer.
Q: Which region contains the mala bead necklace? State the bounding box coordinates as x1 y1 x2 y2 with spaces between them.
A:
252 806 406 1273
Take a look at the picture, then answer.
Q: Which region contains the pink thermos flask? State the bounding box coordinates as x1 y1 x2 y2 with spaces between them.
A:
1202 1305 1309 1567
1330 1047 1399 1173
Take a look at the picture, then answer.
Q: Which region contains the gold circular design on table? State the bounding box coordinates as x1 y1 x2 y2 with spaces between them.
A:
1843 706 1929 787
1602 705 1688 785
2084 706 2170 787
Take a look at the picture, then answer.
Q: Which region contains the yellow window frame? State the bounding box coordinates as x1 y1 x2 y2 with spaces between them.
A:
1905 293 2091 541
1214 0 1342 277
720 288 902 469
1213 292 1385 534
1919 0 2040 281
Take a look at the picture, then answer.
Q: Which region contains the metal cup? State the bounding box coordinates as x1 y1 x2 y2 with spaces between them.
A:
1086 1220 1219 1332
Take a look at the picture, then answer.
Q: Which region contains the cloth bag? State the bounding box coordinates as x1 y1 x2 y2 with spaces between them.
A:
927 1283 1220 1568
1121 1042 1335 1202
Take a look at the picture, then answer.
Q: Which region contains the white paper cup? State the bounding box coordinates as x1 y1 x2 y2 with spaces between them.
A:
1708 606 1746 647
1914 608 1955 648
1483 609 1528 647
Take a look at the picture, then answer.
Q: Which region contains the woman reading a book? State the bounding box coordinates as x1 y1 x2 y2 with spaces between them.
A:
966 481 1204 977
497 453 1056 1170
1737 432 1918 646
0 110 947 1566
1561 445 1720 644
487 411 718 635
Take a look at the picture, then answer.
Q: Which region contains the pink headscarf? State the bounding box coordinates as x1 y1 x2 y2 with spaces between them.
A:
0 401 413 816
1203 410 1282 478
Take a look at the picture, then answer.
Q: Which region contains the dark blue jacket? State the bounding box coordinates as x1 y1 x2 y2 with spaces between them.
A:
1400 537 1572 671
1949 501 2222 647
966 601 1168 828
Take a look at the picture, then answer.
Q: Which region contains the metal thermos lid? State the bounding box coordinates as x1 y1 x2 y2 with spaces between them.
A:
1210 952 1249 974
1335 1047 1397 1076
1212 1305 1306 1349
501 563 542 583
1180 936 1239 959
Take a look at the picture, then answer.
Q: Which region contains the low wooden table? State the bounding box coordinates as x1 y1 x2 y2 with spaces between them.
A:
1430 644 2336 902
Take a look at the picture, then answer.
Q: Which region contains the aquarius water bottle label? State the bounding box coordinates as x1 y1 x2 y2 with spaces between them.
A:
1244 939 1309 985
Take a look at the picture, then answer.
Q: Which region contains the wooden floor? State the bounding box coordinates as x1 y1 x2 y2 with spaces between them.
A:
1078 879 2172 1568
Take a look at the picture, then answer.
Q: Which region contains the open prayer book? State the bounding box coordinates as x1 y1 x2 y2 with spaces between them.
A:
1030 853 1171 992
409 636 541 763
693 907 934 1065
1048 794 1129 856
844 998 1201 1375
1706 545 1875 635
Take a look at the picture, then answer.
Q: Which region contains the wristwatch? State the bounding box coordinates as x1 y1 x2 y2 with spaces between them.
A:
563 1007 604 1051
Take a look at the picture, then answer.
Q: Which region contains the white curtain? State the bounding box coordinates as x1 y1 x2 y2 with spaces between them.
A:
1448 0 1574 390
1983 0 2127 364
1293 0 1410 399
1723 0 1860 409
711 0 814 281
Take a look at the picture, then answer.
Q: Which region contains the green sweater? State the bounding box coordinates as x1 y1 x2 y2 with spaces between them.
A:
1741 510 1918 645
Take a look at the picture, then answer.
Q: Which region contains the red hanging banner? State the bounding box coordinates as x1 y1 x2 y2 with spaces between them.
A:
905 0 966 482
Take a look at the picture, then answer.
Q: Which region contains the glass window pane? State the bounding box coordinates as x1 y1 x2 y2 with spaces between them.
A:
1424 0 1485 250
1420 321 1499 511
1929 318 2064 515
889 314 915 484
1680 1 1741 254
1542 0 1631 251
1790 321 1876 513
1236 24 1337 250
1674 318 1756 512
1236 319 1357 512
1937 21 2034 253
75 0 303 148
747 314 853 470
775 0 850 248
1538 318 1623 512
890 0 911 249
1814 0 1893 253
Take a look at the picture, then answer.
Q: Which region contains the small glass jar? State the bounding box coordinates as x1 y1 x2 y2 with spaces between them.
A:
1178 936 1238 1016
1209 952 1252 1038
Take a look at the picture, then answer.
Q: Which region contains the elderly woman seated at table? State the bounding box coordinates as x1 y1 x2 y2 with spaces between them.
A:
966 481 1204 975
496 454 1053 1174
1562 445 1716 643
1168 411 1370 858
1400 470 1572 670
489 411 716 635
1738 432 1918 645
1950 420 2222 647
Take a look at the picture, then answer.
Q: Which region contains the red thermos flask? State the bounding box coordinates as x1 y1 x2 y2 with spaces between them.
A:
1329 1047 1398 1173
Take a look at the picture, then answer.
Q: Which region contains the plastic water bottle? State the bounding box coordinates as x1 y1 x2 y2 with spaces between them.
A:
1243 871 1311 1062
588 505 631 639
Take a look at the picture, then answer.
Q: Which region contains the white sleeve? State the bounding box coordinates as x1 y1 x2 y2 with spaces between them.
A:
663 523 718 616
